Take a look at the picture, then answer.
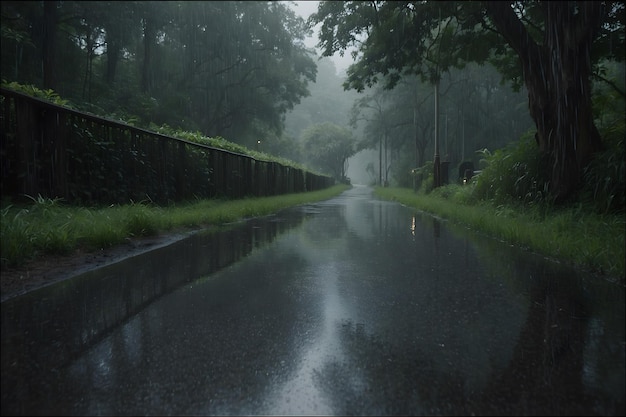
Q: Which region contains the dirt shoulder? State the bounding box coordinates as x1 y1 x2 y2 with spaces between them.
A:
1 231 197 303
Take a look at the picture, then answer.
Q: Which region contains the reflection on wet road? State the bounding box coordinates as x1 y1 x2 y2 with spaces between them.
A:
266 261 345 415
2 185 624 415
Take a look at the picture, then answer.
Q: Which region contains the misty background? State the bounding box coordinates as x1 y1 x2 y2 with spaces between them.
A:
0 1 537 187
287 1 376 185
286 1 532 186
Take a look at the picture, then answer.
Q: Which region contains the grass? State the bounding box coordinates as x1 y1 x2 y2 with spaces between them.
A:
374 185 625 282
3 183 624 284
1 184 351 269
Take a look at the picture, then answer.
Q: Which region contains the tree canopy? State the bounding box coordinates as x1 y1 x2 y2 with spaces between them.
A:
310 1 625 202
301 122 356 181
0 1 317 148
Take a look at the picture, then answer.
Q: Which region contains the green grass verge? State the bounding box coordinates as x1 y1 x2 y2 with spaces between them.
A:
1 184 351 269
374 185 625 282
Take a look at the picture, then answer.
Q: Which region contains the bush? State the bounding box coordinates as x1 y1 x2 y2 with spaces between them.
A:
581 120 625 214
472 131 551 206
414 161 434 194
431 183 476 205
583 60 625 214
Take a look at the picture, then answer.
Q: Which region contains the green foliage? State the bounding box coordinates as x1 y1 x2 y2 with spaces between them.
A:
1 185 351 269
583 59 626 214
150 123 311 171
2 81 316 189
431 183 475 205
1 80 158 130
152 124 253 155
582 133 625 214
0 195 74 267
1 81 71 107
1 1 317 149
124 203 158 237
471 132 551 206
414 161 434 195
1 205 37 266
374 186 625 280
301 123 356 180
312 1 624 203
393 156 416 188
311 1 504 92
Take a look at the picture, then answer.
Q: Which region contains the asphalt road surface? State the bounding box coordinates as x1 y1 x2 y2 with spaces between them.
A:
2 185 624 415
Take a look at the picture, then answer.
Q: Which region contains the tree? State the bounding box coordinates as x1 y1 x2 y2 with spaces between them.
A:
1 1 60 89
172 1 316 144
395 76 434 170
350 87 402 186
1 1 318 149
42 1 59 90
137 1 174 94
301 122 356 181
311 1 625 202
99 2 139 85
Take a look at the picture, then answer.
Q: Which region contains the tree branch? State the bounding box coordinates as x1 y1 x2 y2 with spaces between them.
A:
483 1 539 59
592 72 626 98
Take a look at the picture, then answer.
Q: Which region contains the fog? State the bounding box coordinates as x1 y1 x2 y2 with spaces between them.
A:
289 1 357 76
283 1 534 188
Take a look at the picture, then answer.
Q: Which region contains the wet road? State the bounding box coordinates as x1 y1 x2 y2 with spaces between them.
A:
1 185 625 415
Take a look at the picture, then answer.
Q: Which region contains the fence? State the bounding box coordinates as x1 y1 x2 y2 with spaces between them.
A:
0 88 334 205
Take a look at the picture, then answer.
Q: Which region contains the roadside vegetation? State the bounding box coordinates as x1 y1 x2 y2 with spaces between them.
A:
374 130 625 283
0 184 350 270
0 81 319 175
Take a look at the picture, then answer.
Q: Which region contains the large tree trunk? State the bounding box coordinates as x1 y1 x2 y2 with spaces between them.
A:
486 1 603 202
105 34 119 84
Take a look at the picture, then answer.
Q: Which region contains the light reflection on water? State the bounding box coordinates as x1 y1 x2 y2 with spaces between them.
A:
263 263 347 415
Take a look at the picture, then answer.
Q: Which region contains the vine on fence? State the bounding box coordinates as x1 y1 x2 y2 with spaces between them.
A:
1 86 334 205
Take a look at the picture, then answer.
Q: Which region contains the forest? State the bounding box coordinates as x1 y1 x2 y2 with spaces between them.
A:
1 1 624 213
